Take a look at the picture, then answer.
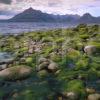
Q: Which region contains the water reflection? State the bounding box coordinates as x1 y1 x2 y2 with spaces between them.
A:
0 52 14 63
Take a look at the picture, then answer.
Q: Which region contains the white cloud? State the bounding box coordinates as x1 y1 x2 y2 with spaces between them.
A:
0 0 100 16
0 15 12 19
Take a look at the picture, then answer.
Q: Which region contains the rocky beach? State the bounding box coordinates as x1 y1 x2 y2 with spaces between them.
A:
0 24 100 100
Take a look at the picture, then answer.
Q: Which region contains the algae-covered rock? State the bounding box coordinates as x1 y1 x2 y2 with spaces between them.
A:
67 48 81 59
0 24 100 99
0 65 33 81
37 70 48 78
25 57 33 64
63 80 86 100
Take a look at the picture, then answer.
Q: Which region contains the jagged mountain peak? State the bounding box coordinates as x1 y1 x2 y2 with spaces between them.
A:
23 7 42 14
82 13 93 18
4 8 100 23
28 7 34 10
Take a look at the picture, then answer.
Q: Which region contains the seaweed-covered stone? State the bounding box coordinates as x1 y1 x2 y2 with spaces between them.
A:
37 70 48 78
66 80 86 99
0 65 32 81
88 93 100 100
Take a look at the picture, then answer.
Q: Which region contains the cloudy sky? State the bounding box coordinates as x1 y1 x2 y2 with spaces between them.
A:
0 0 100 19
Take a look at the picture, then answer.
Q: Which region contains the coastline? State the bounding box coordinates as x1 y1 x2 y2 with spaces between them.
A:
0 24 100 99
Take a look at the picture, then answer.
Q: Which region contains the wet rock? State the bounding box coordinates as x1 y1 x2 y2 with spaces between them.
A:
84 45 96 55
62 92 79 100
38 57 48 64
88 93 100 100
0 64 7 70
86 88 96 94
12 92 19 98
34 47 41 53
0 65 33 81
58 97 63 100
28 47 34 54
14 43 20 49
0 52 14 71
0 59 14 65
55 70 61 75
67 92 79 100
37 70 48 78
48 62 58 72
23 53 29 58
78 75 86 80
36 61 50 71
20 57 26 64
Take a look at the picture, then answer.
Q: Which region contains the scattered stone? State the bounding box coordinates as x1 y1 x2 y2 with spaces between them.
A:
62 92 79 100
38 57 48 64
34 48 41 53
58 97 63 100
78 75 86 80
0 64 7 70
84 45 96 55
88 93 100 100
67 92 79 100
23 53 29 58
36 61 50 71
86 88 96 94
20 57 26 64
14 43 20 49
37 70 48 78
0 65 33 81
28 47 34 54
48 62 58 72
55 70 61 75
12 93 19 98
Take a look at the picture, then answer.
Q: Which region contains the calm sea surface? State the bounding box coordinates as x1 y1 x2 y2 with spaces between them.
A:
0 22 75 35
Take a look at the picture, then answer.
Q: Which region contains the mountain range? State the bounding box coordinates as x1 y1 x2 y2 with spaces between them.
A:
0 7 100 24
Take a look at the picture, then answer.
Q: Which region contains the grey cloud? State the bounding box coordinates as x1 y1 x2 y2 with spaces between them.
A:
0 0 12 4
0 10 15 15
67 8 78 12
48 3 59 7
88 5 97 7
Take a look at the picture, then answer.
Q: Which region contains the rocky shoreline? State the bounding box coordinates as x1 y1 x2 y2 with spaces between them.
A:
0 24 100 100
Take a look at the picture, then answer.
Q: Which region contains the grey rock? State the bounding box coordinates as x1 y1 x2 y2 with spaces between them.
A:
36 61 49 71
48 62 58 72
84 45 96 55
0 65 32 81
88 93 100 100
